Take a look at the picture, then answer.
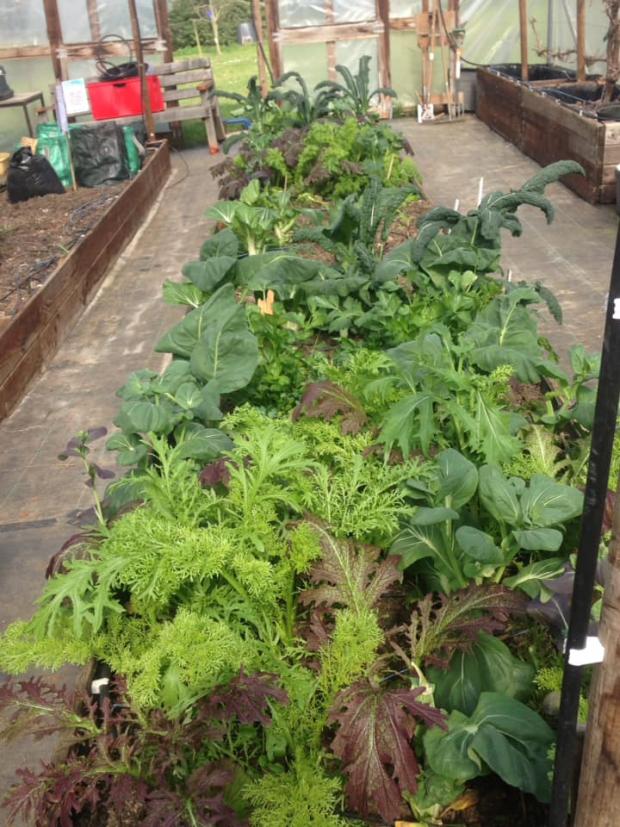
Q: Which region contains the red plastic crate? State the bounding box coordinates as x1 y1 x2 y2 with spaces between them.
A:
87 76 165 120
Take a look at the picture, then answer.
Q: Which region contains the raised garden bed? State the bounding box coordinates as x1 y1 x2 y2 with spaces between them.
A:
0 140 171 421
476 66 620 204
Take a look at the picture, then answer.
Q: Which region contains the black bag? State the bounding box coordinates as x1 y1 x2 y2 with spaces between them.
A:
7 147 65 203
70 122 130 188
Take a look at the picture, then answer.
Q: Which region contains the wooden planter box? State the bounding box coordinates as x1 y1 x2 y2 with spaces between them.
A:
476 67 620 204
0 140 171 422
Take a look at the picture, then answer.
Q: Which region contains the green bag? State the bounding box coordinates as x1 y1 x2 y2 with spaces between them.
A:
36 123 73 189
122 126 142 176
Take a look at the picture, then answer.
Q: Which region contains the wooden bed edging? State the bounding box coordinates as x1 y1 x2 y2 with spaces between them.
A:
0 140 171 422
476 68 620 204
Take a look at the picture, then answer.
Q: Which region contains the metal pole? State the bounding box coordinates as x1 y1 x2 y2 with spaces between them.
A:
549 170 620 827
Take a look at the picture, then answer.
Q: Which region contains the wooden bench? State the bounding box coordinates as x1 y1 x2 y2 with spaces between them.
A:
150 57 225 151
44 57 226 152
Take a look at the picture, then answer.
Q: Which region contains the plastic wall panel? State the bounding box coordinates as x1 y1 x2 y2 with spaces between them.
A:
335 39 379 83
390 0 422 19
0 57 53 150
549 0 608 73
390 31 420 106
57 0 158 43
333 0 376 23
0 0 47 47
278 0 326 28
281 42 329 87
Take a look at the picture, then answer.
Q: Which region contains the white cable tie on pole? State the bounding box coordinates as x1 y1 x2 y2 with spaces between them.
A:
567 636 605 666
91 677 111 695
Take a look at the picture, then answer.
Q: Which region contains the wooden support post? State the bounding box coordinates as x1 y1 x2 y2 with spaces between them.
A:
128 0 156 140
577 0 587 81
252 0 269 95
155 0 175 62
519 0 529 81
42 0 64 82
377 0 392 90
265 0 282 79
86 0 101 42
573 477 620 827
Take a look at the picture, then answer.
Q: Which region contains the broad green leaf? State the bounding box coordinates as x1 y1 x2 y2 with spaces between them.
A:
116 400 174 435
425 692 554 802
162 280 206 308
206 201 239 224
106 432 148 466
189 285 259 393
504 558 566 598
174 424 233 460
174 382 204 411
157 360 192 393
195 382 223 421
478 465 521 525
182 256 236 293
463 291 546 383
437 449 478 509
155 303 213 358
200 228 239 259
423 710 482 781
412 507 460 526
455 526 503 564
391 522 449 570
513 527 563 552
520 475 583 527
430 633 534 715
116 369 159 401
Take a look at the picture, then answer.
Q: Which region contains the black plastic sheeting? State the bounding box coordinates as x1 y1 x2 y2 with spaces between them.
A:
69 122 130 188
490 63 576 82
6 147 65 203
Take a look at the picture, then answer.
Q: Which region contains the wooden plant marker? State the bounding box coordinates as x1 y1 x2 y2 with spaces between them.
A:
258 289 275 315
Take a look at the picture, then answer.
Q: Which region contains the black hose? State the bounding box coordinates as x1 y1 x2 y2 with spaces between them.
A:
549 192 620 827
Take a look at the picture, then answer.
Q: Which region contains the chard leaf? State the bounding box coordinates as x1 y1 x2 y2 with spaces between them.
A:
162 280 206 307
174 425 233 461
188 285 259 392
200 228 239 259
424 692 554 802
182 256 236 293
504 557 566 598
430 632 534 715
513 527 563 551
437 449 479 510
519 475 583 527
106 432 148 466
115 400 175 435
391 522 450 571
455 526 503 564
478 466 521 525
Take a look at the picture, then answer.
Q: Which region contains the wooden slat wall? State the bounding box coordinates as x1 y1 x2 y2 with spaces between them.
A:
0 142 171 422
476 68 617 204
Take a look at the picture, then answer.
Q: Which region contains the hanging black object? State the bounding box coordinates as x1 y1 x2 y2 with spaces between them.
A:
6 147 65 203
0 64 14 101
94 33 142 82
548 171 620 827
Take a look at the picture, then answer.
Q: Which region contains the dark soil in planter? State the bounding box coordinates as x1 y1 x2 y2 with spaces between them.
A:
490 63 575 82
538 81 620 118
441 776 548 826
0 184 127 323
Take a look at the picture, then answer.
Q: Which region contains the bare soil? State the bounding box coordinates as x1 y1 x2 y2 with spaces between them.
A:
0 185 126 322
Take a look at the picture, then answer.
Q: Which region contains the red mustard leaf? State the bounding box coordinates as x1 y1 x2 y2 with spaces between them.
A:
292 381 368 435
329 679 446 822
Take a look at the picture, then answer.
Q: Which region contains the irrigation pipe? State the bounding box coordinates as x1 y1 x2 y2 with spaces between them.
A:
549 170 620 827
